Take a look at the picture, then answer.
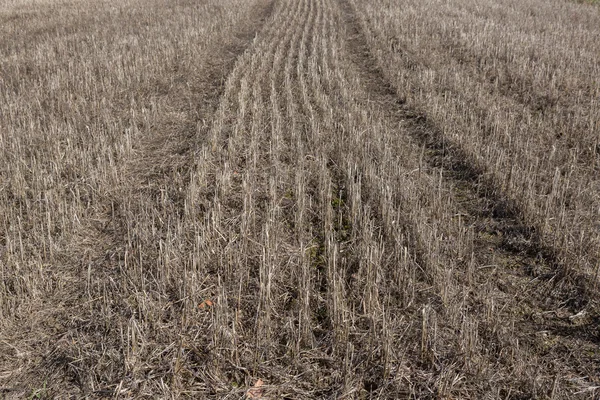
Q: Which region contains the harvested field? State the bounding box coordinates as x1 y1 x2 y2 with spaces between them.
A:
1 0 599 398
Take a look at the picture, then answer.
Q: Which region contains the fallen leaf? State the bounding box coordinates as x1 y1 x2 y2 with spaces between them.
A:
199 299 214 309
246 379 264 399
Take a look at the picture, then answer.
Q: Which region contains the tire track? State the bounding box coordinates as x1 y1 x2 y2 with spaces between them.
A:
339 0 600 396
2 1 276 397
341 0 597 315
350 0 600 282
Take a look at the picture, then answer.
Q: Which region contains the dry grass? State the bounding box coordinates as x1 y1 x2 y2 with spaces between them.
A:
1 0 599 398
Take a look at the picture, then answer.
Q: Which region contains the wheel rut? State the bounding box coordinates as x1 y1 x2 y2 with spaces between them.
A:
339 0 600 396
0 1 276 397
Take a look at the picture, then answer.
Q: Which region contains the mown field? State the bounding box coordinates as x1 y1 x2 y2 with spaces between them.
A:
1 0 599 398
